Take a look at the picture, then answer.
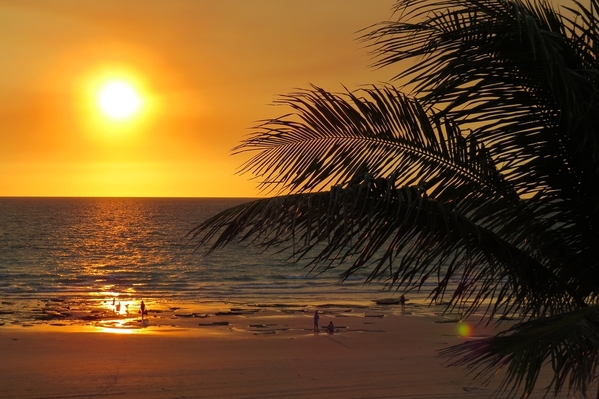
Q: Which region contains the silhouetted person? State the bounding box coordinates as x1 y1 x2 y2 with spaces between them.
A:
313 310 320 332
140 300 146 320
400 294 406 312
327 321 335 334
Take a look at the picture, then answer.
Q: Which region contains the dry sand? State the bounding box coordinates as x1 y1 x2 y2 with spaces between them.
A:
0 305 583 399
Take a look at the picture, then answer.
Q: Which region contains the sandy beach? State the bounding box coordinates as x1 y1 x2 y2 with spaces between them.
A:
0 303 581 399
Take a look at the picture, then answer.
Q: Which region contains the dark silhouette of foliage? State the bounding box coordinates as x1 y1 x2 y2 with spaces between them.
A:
191 0 599 397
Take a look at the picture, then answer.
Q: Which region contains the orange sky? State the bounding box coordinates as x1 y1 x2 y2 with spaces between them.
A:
0 0 394 197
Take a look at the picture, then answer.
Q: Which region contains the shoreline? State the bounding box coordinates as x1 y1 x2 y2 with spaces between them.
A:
0 296 470 334
0 301 579 398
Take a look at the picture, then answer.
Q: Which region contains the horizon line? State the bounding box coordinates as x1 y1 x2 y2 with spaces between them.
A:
0 195 263 199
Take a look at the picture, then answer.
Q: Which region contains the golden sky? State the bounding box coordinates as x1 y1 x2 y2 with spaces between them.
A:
0 0 394 198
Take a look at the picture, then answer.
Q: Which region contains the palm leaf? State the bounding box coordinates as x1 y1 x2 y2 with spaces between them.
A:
364 0 599 231
191 181 584 320
442 305 599 398
364 0 599 298
235 85 514 202
192 0 599 396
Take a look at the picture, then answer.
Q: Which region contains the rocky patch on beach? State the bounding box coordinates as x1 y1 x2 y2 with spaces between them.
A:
0 298 444 338
199 321 229 326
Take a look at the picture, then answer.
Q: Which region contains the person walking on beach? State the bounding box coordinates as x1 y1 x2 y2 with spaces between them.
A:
313 310 320 332
140 300 146 320
400 294 406 312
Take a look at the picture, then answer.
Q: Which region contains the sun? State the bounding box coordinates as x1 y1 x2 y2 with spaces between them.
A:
97 80 142 121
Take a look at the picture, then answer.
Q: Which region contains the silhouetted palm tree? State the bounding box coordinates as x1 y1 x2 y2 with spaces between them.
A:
191 0 599 397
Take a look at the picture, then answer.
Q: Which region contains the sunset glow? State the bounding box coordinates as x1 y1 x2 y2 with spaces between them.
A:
97 80 142 121
0 1 392 197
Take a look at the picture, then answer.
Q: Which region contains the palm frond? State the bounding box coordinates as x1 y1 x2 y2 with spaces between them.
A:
235 85 514 203
192 0 599 396
191 181 584 320
363 0 599 299
366 0 599 190
442 305 599 398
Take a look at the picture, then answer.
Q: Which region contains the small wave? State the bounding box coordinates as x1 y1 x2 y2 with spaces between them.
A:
280 274 316 280
223 275 257 282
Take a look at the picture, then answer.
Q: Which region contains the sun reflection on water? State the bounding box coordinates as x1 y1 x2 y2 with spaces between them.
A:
94 317 150 334
77 290 153 334
65 198 175 304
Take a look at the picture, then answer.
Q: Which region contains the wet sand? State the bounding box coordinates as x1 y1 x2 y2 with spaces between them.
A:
0 303 580 398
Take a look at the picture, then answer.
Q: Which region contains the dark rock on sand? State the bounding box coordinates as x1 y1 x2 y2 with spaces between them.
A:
373 298 401 305
43 310 65 318
215 311 245 316
81 315 105 321
253 330 276 335
199 321 229 326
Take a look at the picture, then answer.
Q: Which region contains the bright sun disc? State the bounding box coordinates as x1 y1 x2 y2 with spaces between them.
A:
97 81 142 120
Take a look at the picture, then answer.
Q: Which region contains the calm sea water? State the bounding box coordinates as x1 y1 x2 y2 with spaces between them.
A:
0 197 424 316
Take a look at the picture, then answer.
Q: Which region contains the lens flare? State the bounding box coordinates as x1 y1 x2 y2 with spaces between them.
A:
457 322 472 337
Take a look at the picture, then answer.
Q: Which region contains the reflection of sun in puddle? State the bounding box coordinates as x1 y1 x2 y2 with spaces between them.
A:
95 317 150 334
98 326 138 334
102 296 137 316
87 293 150 333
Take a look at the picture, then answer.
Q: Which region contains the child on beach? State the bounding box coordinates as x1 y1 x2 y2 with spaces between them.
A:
313 310 320 332
327 321 335 334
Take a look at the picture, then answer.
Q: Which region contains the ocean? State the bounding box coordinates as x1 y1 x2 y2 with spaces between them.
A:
0 197 434 326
